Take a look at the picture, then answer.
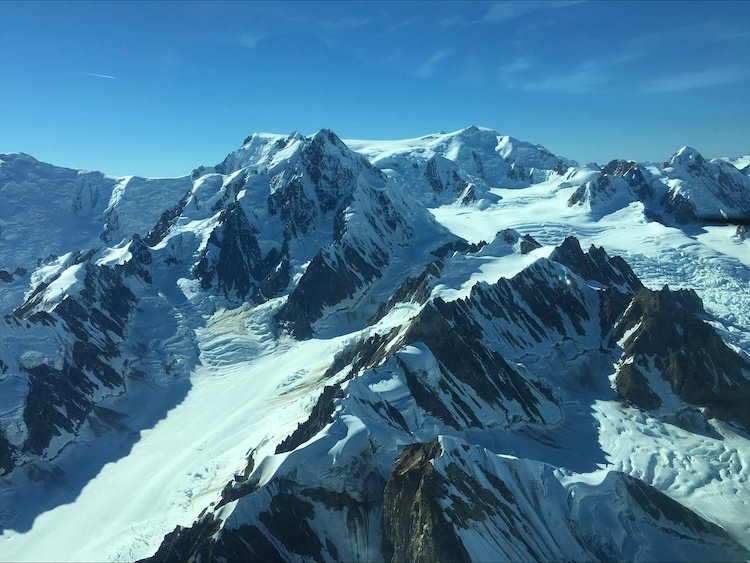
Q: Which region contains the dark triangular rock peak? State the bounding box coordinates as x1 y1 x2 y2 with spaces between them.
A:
298 128 386 187
195 201 289 302
490 229 542 254
663 146 706 170
613 284 750 430
310 128 347 149
601 159 647 184
567 159 655 213
121 234 154 282
212 127 384 181
658 146 750 225
424 154 468 195
549 236 643 292
143 189 193 246
382 439 471 563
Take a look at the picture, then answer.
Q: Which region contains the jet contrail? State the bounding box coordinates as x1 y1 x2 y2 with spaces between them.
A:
83 72 117 79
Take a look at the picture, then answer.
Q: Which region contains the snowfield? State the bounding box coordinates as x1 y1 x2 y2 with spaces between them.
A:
0 128 749 561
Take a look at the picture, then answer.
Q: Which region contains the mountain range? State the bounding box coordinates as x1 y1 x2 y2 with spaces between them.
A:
0 126 749 561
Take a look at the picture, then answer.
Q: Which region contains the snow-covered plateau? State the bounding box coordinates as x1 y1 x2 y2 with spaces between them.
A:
0 126 749 562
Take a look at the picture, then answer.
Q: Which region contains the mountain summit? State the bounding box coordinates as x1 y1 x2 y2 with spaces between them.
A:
0 128 749 562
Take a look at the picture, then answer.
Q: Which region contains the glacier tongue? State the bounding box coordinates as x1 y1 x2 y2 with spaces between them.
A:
0 128 749 561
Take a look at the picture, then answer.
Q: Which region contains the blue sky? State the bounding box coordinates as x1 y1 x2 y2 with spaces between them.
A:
2 0 749 177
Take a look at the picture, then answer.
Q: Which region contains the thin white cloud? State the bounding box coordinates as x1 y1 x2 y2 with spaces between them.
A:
415 49 452 78
521 67 609 93
440 15 465 27
238 32 263 48
317 17 371 31
483 0 586 23
381 18 419 35
499 56 530 74
82 72 117 80
641 67 748 94
439 0 584 27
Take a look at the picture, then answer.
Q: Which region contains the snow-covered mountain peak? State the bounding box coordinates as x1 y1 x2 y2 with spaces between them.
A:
2 126 750 562
657 144 750 222
719 154 750 174
664 145 706 170
0 152 40 165
199 128 382 184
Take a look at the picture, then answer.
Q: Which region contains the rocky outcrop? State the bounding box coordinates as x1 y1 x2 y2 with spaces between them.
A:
195 202 287 301
0 432 14 475
143 190 194 247
275 384 344 454
382 438 750 563
661 147 750 224
276 179 454 338
402 298 555 427
614 286 750 429
0 234 163 469
382 439 470 563
550 236 643 292
568 159 653 215
424 155 469 198
615 363 663 410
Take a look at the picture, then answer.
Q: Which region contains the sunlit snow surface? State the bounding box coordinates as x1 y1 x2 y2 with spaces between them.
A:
1 139 749 560
0 300 355 561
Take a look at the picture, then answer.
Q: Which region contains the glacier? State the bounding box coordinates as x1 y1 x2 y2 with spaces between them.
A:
0 127 748 561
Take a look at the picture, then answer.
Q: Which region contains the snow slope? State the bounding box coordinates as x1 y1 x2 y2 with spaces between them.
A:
0 129 749 561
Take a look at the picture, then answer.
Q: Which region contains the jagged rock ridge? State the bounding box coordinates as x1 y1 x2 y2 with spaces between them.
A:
0 128 748 561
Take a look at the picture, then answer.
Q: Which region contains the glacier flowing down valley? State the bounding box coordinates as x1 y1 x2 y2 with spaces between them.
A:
0 127 749 562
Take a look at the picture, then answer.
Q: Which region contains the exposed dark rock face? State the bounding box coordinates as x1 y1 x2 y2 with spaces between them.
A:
424 155 469 197
195 202 285 301
614 286 750 429
663 190 699 223
138 515 222 563
123 234 153 283
661 147 750 224
736 224 748 240
550 236 643 292
615 363 663 410
431 239 486 258
371 231 541 326
277 179 438 337
278 242 384 338
369 259 444 324
147 457 386 562
568 159 652 210
368 238 649 430
598 287 633 341
519 233 541 254
144 189 192 246
602 159 649 187
623 475 737 538
0 242 153 466
403 298 553 426
0 432 14 475
383 439 470 563
276 384 344 454
267 129 385 240
17 263 137 455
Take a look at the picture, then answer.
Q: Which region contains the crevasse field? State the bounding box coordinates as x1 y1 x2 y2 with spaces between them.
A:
0 128 749 561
